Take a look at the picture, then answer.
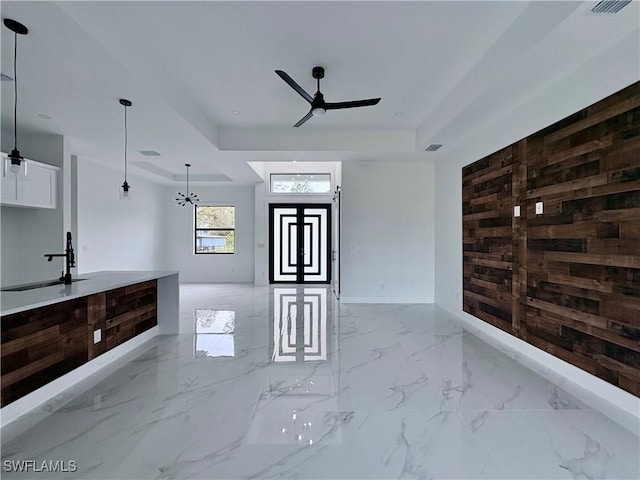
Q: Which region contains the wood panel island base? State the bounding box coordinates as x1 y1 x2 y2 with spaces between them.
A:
0 271 179 425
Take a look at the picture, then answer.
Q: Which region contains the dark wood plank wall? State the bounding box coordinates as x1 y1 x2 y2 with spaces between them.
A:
1 280 158 406
462 145 516 334
463 81 640 397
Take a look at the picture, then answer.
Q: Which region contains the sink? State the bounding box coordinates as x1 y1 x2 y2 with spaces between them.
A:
1 278 87 292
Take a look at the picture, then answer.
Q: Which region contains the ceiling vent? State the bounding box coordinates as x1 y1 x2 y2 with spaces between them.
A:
425 144 442 152
591 0 631 13
0 73 13 81
138 150 161 156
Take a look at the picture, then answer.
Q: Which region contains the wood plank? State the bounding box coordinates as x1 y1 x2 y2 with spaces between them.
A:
527 172 609 198
0 351 65 387
544 135 613 167
105 304 156 329
525 297 608 329
87 293 106 361
544 251 640 269
620 221 640 239
528 222 614 239
543 93 640 145
593 355 640 381
0 325 60 357
546 273 613 294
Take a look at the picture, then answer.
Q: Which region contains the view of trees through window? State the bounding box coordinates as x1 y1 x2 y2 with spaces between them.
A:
195 206 235 254
270 174 331 194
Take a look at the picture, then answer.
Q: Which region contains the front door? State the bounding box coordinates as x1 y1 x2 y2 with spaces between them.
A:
269 204 331 284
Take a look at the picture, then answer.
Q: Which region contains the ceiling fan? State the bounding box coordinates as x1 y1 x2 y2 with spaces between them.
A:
275 66 381 127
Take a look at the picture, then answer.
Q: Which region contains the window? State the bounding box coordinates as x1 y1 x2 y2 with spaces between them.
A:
195 205 235 254
270 174 331 194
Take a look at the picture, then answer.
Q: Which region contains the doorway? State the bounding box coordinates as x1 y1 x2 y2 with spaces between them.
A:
269 204 332 284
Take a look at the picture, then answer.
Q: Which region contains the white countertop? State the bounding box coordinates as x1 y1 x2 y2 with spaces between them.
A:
1 271 179 316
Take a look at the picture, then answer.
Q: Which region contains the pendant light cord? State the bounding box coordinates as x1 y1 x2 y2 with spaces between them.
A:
123 104 128 182
13 31 18 151
186 166 189 196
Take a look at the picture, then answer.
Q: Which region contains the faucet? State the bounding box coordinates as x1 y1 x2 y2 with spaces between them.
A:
44 231 76 285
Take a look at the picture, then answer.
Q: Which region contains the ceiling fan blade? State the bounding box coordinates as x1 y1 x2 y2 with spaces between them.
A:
325 98 381 110
293 110 314 128
275 70 313 104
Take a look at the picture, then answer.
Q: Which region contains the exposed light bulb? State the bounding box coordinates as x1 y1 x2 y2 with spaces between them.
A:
120 181 131 200
9 162 21 174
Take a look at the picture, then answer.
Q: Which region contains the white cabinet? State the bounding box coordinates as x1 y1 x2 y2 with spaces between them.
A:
1 154 58 209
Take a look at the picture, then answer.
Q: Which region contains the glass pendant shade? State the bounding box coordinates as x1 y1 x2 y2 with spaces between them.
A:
120 180 131 200
8 151 22 174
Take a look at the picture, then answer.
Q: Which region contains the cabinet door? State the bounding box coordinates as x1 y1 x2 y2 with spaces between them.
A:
1 157 20 205
22 160 57 208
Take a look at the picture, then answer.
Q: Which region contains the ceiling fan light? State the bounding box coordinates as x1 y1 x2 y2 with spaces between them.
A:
312 107 326 116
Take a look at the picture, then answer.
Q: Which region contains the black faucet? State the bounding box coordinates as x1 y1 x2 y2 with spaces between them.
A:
44 231 76 285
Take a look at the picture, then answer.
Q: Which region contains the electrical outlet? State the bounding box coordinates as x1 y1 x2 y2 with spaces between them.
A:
514 205 521 217
93 329 102 344
535 201 544 215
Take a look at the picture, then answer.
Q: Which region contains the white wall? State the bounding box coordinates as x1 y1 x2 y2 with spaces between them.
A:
76 157 166 273
341 160 435 303
434 36 640 312
164 185 254 283
1 131 67 286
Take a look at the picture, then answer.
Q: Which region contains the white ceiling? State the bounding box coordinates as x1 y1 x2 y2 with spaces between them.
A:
1 1 638 185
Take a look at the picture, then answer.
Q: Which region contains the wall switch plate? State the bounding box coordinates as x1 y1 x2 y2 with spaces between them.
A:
93 329 102 344
514 205 521 217
535 201 544 214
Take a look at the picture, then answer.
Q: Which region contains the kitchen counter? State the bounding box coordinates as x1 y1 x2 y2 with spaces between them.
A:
1 270 178 316
1 270 179 424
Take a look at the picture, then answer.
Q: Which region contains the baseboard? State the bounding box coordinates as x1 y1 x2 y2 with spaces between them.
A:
437 303 640 436
0 327 159 430
340 296 434 304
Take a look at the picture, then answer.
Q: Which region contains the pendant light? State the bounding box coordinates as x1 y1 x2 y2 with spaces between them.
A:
3 19 29 174
176 164 199 206
119 98 132 199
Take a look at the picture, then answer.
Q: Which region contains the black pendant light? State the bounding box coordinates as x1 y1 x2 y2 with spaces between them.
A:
119 98 132 199
4 19 29 173
176 164 199 206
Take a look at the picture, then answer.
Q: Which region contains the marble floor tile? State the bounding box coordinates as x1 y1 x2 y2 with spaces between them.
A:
1 284 637 479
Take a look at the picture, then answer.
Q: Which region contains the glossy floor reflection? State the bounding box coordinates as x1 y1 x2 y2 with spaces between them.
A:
2 284 638 479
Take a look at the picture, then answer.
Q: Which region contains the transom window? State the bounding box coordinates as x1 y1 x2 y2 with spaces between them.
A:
270 174 331 194
195 205 235 254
